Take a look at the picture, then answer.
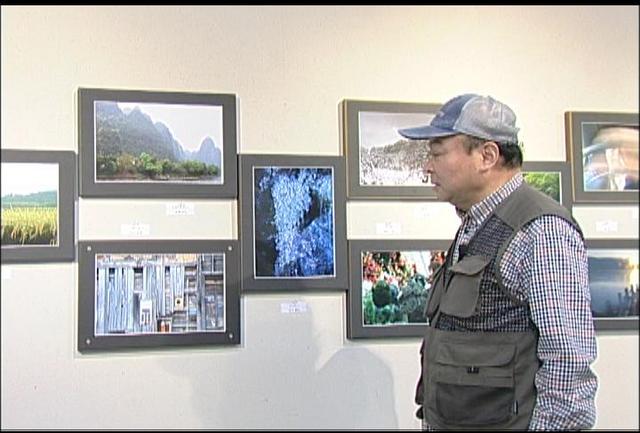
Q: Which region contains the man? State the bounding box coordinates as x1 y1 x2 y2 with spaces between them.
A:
398 94 598 430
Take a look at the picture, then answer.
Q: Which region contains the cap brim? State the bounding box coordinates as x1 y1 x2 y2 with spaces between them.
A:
397 125 456 140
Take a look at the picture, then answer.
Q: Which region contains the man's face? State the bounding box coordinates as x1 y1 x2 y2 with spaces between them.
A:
424 134 485 210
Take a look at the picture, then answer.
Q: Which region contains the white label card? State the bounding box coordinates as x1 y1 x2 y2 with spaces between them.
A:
280 301 308 314
595 220 619 233
375 222 401 235
415 204 436 219
166 202 195 216
121 223 151 237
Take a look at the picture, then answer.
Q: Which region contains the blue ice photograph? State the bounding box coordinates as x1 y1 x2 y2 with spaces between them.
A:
253 166 336 278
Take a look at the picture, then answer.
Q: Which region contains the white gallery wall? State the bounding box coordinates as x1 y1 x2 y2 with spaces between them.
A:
1 5 638 429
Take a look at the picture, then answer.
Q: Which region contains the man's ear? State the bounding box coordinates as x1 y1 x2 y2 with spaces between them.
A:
480 141 501 168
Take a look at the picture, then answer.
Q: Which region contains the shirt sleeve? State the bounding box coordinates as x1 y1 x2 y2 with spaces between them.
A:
517 215 598 430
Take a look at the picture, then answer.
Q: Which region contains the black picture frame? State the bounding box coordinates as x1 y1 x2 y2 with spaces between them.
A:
346 239 451 339
78 87 238 198
239 154 348 292
585 239 639 331
1 149 76 263
341 99 441 199
565 111 639 204
77 240 241 352
522 161 572 210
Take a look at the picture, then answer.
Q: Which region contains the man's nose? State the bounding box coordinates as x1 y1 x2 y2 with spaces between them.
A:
424 160 434 173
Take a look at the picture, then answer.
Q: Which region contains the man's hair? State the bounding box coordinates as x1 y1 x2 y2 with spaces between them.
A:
462 136 523 168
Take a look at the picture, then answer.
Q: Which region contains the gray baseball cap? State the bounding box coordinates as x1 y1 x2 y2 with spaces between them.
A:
398 93 520 144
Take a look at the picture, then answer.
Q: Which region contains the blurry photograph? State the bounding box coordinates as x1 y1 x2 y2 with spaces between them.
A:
95 252 226 335
566 111 639 203
253 166 336 278
581 124 638 192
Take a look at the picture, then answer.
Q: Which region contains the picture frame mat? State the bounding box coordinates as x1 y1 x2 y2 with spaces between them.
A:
239 154 348 292
585 239 639 331
521 160 572 209
347 239 451 339
1 149 76 263
342 99 441 199
78 87 238 199
565 111 638 204
77 239 241 352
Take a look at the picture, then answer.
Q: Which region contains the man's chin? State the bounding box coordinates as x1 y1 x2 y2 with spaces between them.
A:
432 186 447 201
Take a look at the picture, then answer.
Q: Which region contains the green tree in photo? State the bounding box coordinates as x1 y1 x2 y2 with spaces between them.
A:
524 172 560 203
139 152 163 178
116 153 137 177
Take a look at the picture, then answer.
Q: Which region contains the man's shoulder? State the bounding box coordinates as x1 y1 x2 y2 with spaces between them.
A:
497 183 574 231
521 214 585 247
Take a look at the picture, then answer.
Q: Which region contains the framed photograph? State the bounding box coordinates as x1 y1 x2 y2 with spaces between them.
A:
77 240 241 352
522 161 572 209
1 149 76 263
341 99 441 199
347 239 451 339
585 239 638 331
78 87 237 198
239 154 348 292
565 111 638 204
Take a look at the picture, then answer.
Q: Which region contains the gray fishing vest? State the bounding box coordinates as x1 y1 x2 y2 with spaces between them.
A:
416 182 582 430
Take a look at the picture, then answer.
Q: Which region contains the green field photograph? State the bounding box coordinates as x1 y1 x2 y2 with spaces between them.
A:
1 162 59 247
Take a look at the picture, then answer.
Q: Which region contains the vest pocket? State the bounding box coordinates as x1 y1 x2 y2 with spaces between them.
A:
439 255 490 317
425 264 445 317
432 342 516 426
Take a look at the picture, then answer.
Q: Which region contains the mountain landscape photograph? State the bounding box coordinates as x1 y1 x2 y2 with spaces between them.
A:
94 101 224 184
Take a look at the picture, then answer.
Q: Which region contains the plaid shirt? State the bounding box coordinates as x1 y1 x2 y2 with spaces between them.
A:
425 173 598 430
